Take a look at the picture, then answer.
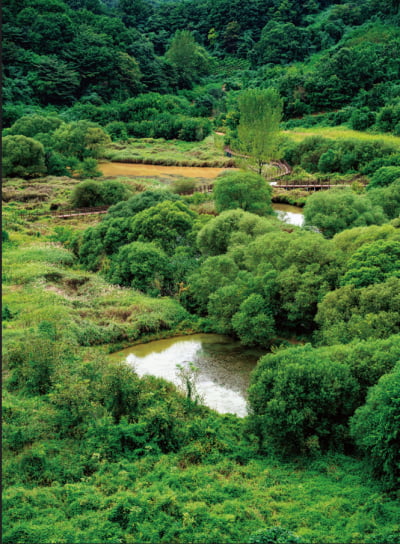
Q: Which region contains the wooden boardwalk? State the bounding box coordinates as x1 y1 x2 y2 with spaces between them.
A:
26 206 110 219
276 183 357 191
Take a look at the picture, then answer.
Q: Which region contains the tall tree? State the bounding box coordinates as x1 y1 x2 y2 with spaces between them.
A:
237 88 283 174
165 30 211 88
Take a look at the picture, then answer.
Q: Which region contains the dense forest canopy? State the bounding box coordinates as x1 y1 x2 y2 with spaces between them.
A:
2 0 400 543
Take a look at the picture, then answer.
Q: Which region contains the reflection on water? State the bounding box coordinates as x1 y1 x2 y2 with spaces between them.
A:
99 161 235 179
273 203 304 226
110 334 265 417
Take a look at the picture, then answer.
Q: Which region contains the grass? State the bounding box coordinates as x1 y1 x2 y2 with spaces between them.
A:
282 125 400 147
102 134 235 167
2 234 196 351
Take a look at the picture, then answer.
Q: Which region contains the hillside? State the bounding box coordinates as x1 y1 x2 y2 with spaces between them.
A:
2 1 400 543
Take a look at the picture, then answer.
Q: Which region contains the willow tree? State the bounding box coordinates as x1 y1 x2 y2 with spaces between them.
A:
237 88 283 174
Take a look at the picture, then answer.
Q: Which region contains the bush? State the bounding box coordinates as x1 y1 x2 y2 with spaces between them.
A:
8 114 63 138
368 166 400 190
248 526 302 544
2 135 46 178
107 241 171 295
248 345 360 454
303 188 386 237
214 171 273 216
350 364 400 491
368 179 400 219
70 180 130 208
349 107 375 131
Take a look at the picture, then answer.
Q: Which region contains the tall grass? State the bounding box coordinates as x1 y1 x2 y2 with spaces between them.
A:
283 126 400 147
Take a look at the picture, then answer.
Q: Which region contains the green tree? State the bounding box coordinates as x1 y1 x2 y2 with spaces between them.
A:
129 200 196 254
8 114 63 137
341 240 400 288
368 166 400 190
350 364 400 491
2 135 46 178
315 278 400 345
213 171 273 216
187 255 239 314
53 121 111 161
107 241 171 295
237 88 283 174
197 209 278 256
248 346 360 454
100 362 140 424
303 188 386 238
165 30 211 88
70 180 130 208
232 293 275 347
367 179 400 219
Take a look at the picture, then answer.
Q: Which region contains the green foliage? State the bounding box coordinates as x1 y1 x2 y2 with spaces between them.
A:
107 241 171 295
197 209 278 256
350 107 376 131
2 135 46 178
285 136 397 174
368 166 400 190
237 88 283 174
129 200 196 254
248 526 302 544
78 190 181 271
303 188 386 238
350 364 400 491
70 180 130 208
367 179 400 219
53 120 111 161
214 171 273 216
341 239 400 288
76 157 102 178
332 223 400 256
248 345 360 455
187 255 239 314
231 293 275 347
165 30 211 88
315 278 400 345
7 114 63 137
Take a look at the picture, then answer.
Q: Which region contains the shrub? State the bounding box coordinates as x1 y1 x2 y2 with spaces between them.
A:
303 188 386 237
350 364 400 491
70 180 130 208
248 345 360 454
349 107 375 131
248 526 302 544
107 241 171 295
368 166 400 190
8 114 63 137
214 171 273 216
2 135 46 178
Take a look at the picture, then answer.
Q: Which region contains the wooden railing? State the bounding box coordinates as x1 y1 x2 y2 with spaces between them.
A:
25 206 110 219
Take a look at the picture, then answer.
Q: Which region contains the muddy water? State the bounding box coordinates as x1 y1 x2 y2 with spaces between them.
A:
99 161 234 179
110 334 265 417
273 203 304 227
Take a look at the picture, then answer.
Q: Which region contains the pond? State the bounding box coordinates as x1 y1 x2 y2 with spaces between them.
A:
110 334 266 417
99 161 235 179
273 203 305 227
99 161 305 226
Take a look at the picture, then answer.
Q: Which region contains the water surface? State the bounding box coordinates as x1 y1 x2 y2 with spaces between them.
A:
273 203 304 226
110 334 265 417
99 161 235 179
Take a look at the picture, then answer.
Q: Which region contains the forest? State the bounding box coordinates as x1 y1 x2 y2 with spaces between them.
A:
2 0 400 543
